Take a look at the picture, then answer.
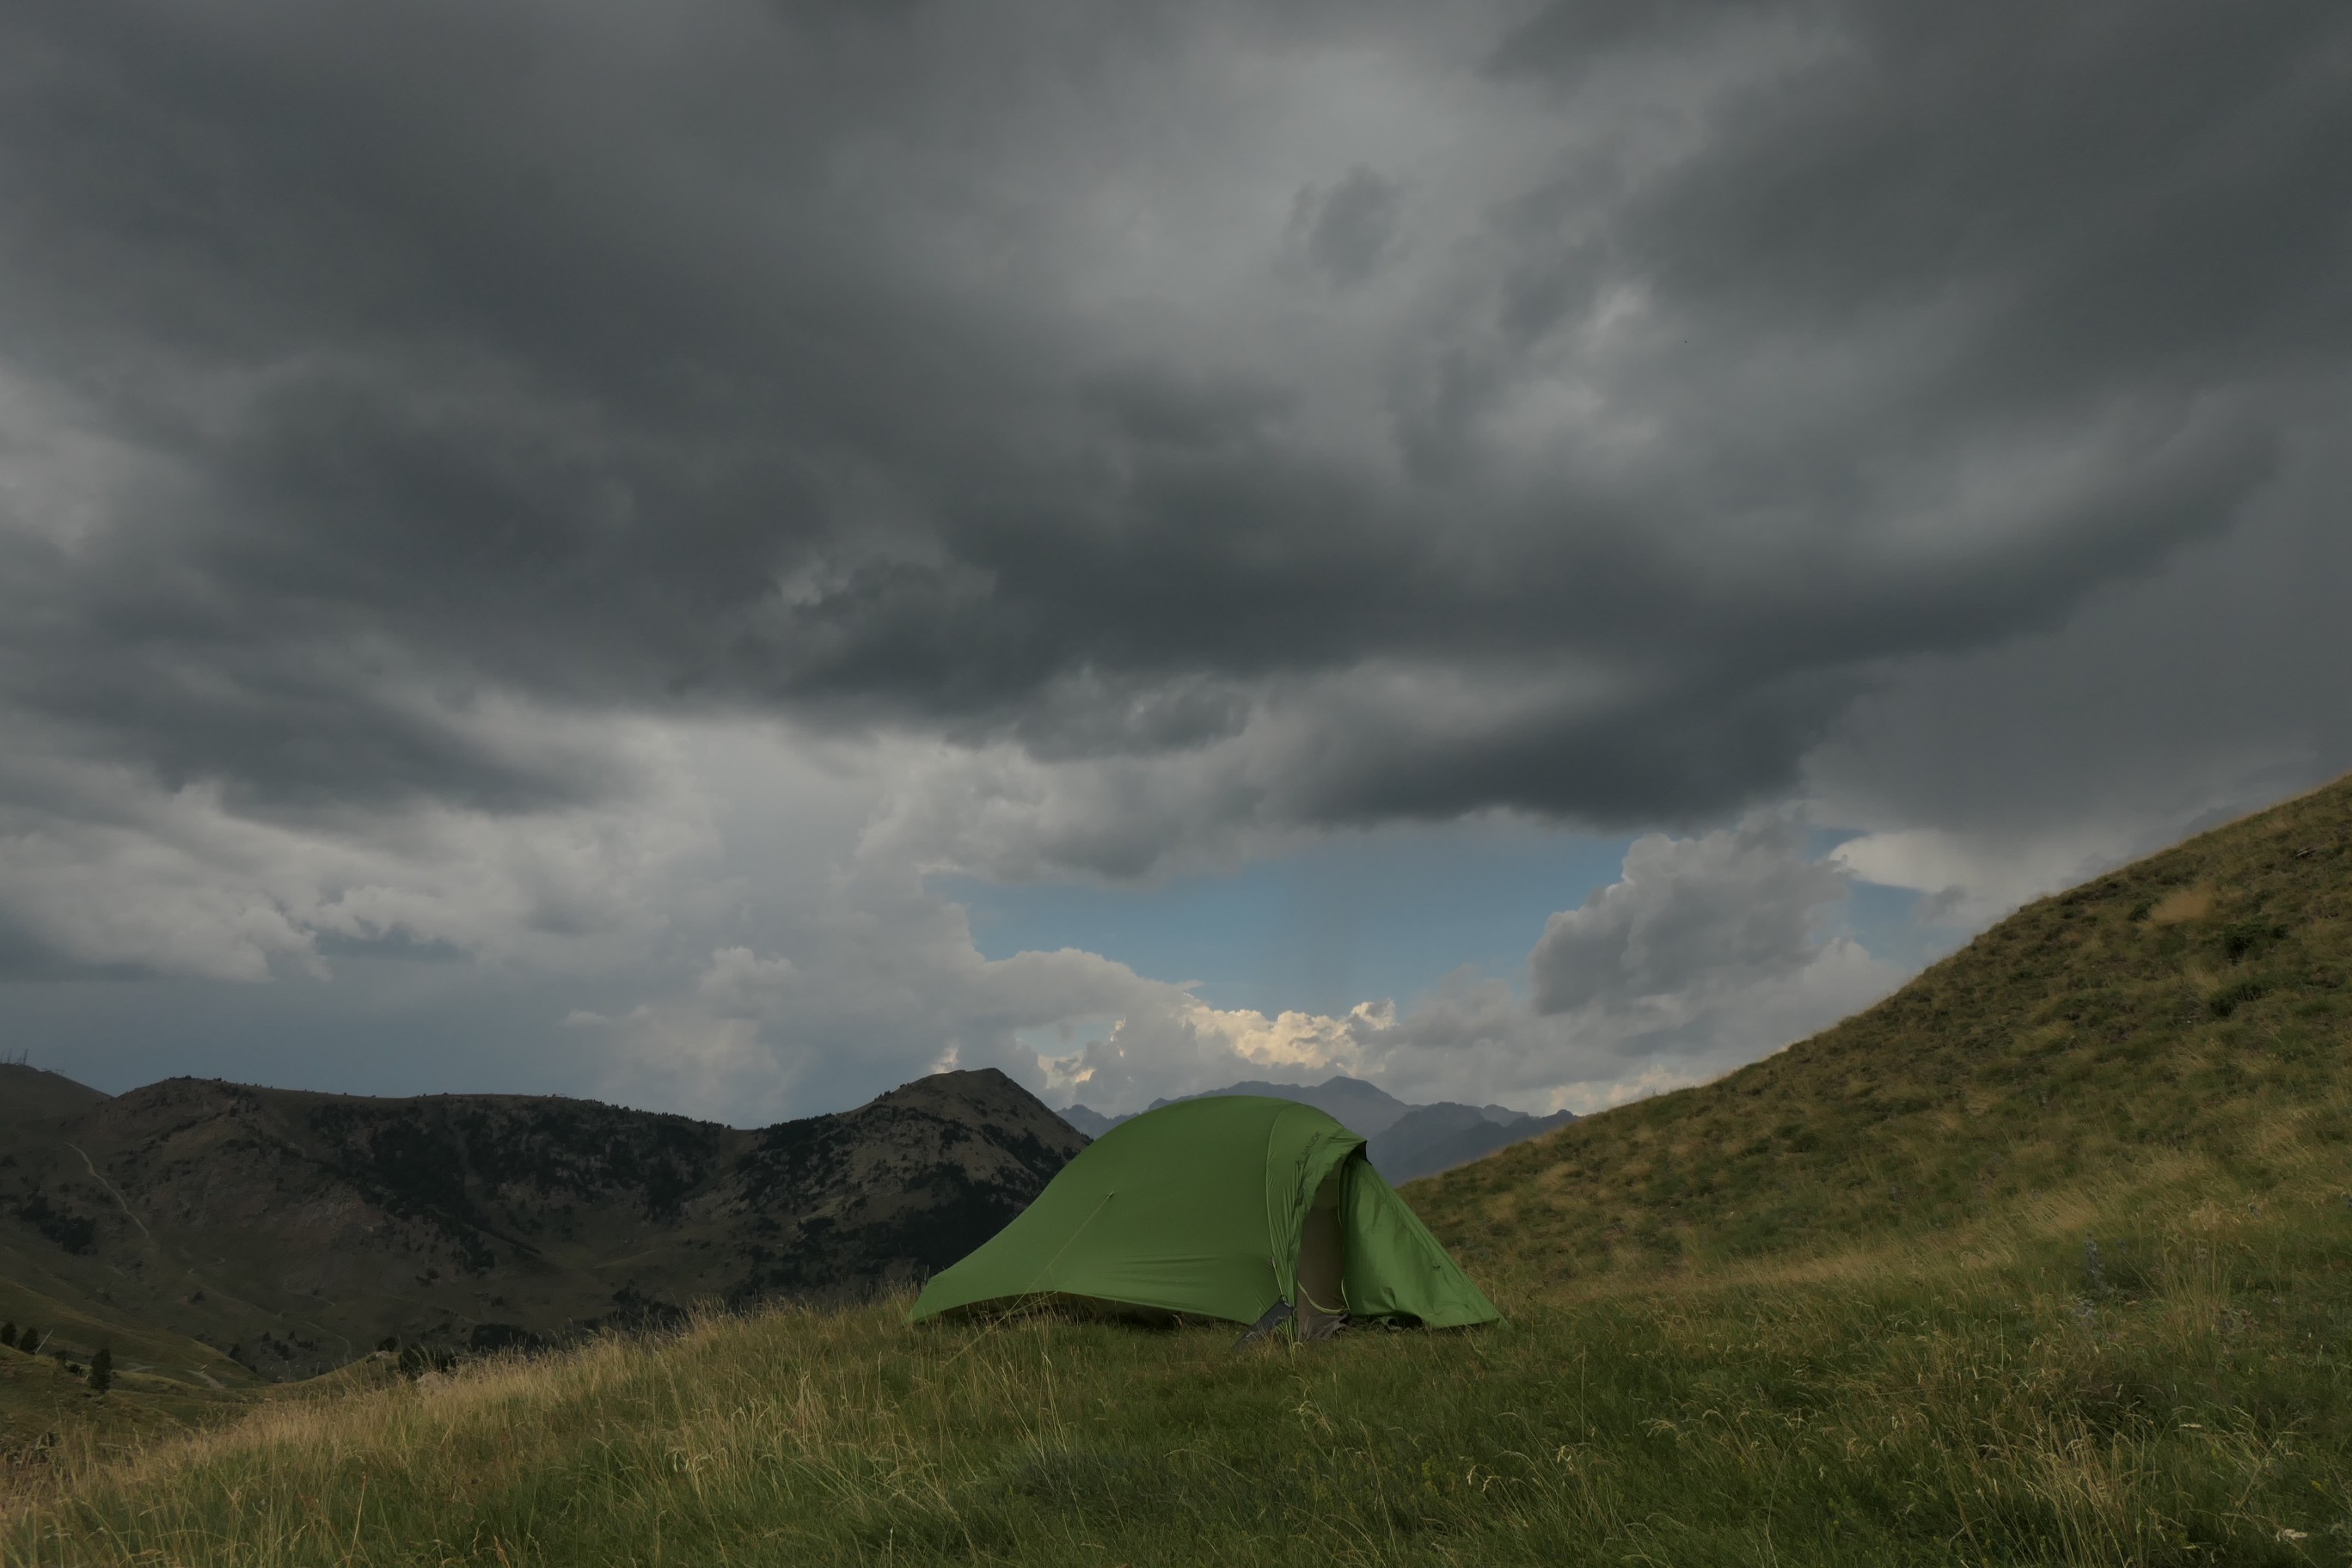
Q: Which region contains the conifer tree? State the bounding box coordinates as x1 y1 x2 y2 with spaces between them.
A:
0 1320 16 1348
88 1346 113 1395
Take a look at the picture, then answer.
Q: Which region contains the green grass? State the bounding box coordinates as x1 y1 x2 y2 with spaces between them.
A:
0 1340 248 1493
6 778 2352 1563
5 1187 2351 1565
1411 774 2352 1289
0 1277 255 1399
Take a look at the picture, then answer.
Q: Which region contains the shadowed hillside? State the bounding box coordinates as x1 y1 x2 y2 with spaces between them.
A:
1412 774 2352 1286
0 1068 1083 1381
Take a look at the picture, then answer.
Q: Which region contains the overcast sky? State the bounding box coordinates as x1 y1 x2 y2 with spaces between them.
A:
3 0 2347 1123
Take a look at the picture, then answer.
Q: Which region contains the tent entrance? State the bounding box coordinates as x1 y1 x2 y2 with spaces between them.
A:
1296 1169 1346 1340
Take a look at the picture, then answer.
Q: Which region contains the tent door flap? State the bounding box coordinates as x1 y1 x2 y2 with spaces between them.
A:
1295 1170 1346 1340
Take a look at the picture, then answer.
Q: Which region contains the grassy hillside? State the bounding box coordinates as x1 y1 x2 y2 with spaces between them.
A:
5 1208 2347 1566
3 779 2350 1564
1 1336 248 1480
1412 775 2352 1287
0 1067 1084 1381
0 1276 255 1397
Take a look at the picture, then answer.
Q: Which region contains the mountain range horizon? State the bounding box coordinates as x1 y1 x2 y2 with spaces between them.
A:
1061 1076 1576 1185
0 1055 1571 1386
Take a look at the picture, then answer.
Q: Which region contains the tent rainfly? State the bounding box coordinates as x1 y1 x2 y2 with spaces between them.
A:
909 1095 1499 1333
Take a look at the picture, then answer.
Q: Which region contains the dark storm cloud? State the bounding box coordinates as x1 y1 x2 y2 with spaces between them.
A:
1 0 2347 842
1291 167 1404 289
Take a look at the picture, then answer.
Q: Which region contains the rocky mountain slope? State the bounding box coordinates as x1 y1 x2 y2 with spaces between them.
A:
0 1067 1082 1381
1063 1075 1573 1182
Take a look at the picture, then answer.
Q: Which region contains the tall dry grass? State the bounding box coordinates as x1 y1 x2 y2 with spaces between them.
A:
6 1185 2346 1566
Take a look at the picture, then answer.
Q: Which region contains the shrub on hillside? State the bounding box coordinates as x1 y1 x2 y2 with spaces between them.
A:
2209 977 2271 1018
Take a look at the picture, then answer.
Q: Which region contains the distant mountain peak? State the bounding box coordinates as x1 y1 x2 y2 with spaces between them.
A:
1061 1075 1573 1180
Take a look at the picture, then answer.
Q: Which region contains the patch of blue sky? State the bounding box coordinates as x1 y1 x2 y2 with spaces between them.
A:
941 821 1638 1020
949 820 1959 1023
1840 877 1967 972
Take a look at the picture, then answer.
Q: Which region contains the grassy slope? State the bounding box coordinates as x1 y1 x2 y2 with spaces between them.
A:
1 1340 248 1479
6 1230 2347 1568
1 1268 263 1481
0 1225 262 1467
1412 774 2352 1288
0 1277 255 1393
4 780 2351 1565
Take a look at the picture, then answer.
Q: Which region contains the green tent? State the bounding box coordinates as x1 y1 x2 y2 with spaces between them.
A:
910 1095 1499 1332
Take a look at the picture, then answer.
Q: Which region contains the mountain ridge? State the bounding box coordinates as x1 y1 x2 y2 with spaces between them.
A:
0 1066 1083 1381
1061 1074 1575 1181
